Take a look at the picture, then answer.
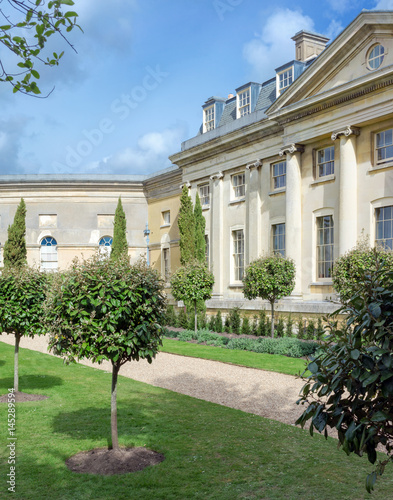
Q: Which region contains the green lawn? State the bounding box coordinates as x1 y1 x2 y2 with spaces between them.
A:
162 338 309 376
1 342 392 500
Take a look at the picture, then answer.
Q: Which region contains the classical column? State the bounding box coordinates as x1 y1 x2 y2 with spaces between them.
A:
279 143 304 297
331 126 360 256
245 160 262 263
210 172 224 298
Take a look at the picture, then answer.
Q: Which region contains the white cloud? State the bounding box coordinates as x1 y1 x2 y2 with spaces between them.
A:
373 0 393 8
243 9 315 82
84 125 187 175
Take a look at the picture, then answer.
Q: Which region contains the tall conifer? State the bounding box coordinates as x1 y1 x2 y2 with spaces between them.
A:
111 197 128 261
178 185 195 265
194 192 206 263
4 198 27 268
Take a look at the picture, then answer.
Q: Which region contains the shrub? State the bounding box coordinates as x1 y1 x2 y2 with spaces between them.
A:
164 305 177 327
296 317 305 339
251 315 259 336
228 307 241 335
285 315 294 337
215 310 223 333
178 308 189 329
241 316 251 335
258 310 268 337
305 319 315 340
316 316 325 340
275 316 285 338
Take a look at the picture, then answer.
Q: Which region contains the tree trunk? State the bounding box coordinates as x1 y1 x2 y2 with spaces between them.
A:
110 361 120 451
14 333 21 392
270 302 275 339
194 300 197 334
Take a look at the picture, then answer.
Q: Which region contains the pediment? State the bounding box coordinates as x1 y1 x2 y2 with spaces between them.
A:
267 11 393 118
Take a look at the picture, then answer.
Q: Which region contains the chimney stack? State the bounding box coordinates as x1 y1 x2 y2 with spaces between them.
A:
292 31 330 62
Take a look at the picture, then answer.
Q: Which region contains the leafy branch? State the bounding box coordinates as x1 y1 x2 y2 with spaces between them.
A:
0 0 81 96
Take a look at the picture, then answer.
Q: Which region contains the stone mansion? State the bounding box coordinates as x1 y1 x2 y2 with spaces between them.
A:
1 10 392 315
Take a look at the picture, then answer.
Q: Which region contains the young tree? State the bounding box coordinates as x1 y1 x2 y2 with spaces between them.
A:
110 197 128 261
170 260 214 332
45 255 166 451
194 192 206 263
332 236 393 303
0 0 81 95
0 266 47 392
178 184 195 265
243 254 296 338
3 198 27 269
296 250 393 493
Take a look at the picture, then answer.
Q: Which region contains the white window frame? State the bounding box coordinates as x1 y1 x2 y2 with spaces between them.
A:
276 67 293 96
272 223 285 257
237 88 250 118
203 105 215 132
316 146 335 178
271 160 286 190
161 210 170 227
375 205 393 250
232 229 245 282
40 236 58 272
316 215 334 280
99 235 113 258
231 172 246 200
375 128 393 167
199 183 210 207
367 43 385 70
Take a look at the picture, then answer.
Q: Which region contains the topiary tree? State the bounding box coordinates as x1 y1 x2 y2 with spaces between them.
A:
243 254 296 338
45 255 166 451
332 236 393 303
3 198 27 269
0 266 47 392
170 260 214 333
194 192 206 263
178 185 195 265
110 197 128 261
296 250 393 493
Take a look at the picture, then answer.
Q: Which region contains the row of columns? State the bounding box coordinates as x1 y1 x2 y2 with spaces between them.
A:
206 125 360 298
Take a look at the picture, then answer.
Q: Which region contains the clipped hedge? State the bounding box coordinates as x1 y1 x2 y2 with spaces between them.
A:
165 328 319 358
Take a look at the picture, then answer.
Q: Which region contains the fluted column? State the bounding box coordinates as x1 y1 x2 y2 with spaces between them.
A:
331 126 360 256
245 160 262 263
210 172 224 298
279 144 304 297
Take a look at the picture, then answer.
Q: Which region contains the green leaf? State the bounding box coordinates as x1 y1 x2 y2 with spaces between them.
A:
366 471 377 494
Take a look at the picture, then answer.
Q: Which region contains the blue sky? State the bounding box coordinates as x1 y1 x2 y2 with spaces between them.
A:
0 0 392 176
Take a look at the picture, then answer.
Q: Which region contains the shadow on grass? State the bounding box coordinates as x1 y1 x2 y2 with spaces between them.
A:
0 374 63 392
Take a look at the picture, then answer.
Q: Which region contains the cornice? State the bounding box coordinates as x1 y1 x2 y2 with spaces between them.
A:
170 120 281 169
269 74 393 125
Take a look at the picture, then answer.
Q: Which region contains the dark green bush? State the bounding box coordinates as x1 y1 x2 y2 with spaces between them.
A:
241 316 251 335
215 310 223 333
296 317 304 339
228 307 241 335
305 319 315 340
258 310 268 336
178 308 189 329
275 316 285 337
285 315 294 337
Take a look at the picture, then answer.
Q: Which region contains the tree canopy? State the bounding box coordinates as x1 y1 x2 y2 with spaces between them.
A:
332 236 393 303
0 266 47 391
3 198 27 269
110 197 128 261
296 250 393 493
170 260 214 332
243 254 296 337
45 255 166 450
0 0 80 95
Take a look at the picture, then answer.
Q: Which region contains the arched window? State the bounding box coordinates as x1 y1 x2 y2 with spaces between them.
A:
40 237 58 271
99 236 113 258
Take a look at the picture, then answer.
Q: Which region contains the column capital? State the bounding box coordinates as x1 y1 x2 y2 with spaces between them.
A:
279 143 305 157
331 126 360 141
179 181 191 189
209 171 224 181
246 160 262 170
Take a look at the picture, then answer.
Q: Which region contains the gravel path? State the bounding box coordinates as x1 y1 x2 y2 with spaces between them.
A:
0 334 306 427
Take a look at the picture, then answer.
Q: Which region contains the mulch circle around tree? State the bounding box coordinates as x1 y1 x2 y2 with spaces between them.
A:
0 392 48 403
66 447 165 475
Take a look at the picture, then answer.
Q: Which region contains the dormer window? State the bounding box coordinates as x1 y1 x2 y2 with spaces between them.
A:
277 67 293 95
204 106 215 132
237 88 250 117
